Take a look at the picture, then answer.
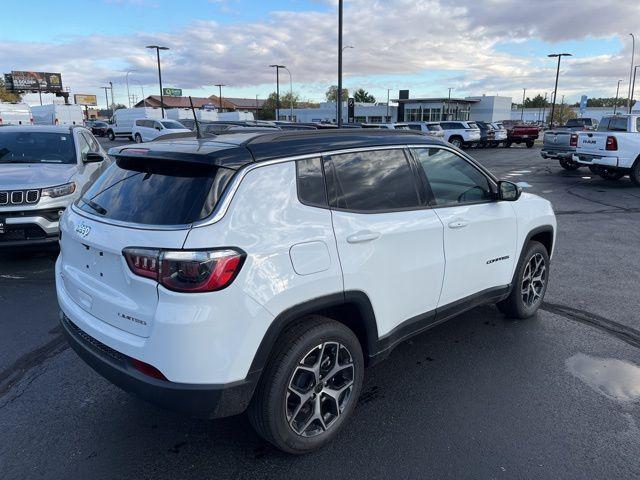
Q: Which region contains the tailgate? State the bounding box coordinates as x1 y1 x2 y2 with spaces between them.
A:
59 209 190 337
576 132 607 154
543 131 572 149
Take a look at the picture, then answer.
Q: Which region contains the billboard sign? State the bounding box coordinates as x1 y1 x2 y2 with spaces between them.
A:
162 88 182 97
6 71 63 92
74 94 98 106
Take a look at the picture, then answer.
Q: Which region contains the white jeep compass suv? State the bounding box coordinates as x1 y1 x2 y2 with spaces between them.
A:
56 130 556 454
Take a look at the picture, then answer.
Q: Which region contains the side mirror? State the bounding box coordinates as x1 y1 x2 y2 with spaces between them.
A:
84 152 105 163
497 180 521 201
155 125 162 131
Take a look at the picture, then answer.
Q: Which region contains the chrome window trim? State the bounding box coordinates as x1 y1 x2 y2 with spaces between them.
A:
71 142 448 231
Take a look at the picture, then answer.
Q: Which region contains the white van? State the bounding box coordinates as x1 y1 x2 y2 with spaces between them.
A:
106 107 164 141
31 104 84 126
0 102 33 126
218 111 254 121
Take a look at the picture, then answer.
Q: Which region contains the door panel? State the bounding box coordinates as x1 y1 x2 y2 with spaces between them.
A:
434 203 516 306
332 209 445 337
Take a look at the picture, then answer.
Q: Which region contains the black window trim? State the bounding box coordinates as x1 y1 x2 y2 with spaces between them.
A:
321 146 427 215
408 145 500 209
295 156 329 209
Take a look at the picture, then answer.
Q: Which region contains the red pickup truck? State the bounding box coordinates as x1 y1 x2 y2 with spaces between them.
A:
503 122 540 148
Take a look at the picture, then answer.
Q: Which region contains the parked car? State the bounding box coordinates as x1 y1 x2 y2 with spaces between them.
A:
573 114 640 184
475 121 496 148
89 121 109 137
0 102 33 126
541 129 580 170
439 121 481 148
406 121 445 139
490 122 508 146
132 119 191 143
504 123 539 148
374 123 410 130
57 129 556 454
31 104 84 126
0 125 109 247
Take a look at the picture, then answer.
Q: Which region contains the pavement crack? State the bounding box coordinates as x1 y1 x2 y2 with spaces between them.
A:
541 301 640 350
566 188 633 212
0 334 68 398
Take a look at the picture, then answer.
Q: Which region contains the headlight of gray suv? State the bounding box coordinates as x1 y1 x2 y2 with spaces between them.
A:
41 182 77 198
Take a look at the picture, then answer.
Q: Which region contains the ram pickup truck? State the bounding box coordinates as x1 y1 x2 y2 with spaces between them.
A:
541 129 579 169
505 123 539 148
573 114 640 184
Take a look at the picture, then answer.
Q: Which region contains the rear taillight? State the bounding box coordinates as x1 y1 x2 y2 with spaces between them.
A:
0 118 3 125
606 136 618 151
30 117 34 124
570 134 578 147
123 248 245 293
54 118 59 125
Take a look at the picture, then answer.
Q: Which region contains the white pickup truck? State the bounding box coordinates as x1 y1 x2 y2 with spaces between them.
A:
573 114 640 185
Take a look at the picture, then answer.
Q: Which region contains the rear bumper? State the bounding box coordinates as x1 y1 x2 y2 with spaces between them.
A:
60 312 258 418
541 149 574 159
573 154 619 167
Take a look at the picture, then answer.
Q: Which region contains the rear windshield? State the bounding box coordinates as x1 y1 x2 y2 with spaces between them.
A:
77 158 235 225
0 131 76 164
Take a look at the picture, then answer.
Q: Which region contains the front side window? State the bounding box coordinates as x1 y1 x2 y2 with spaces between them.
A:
160 120 186 130
413 148 493 206
324 149 420 212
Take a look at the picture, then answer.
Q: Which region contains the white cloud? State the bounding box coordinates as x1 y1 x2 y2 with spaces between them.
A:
2 0 638 104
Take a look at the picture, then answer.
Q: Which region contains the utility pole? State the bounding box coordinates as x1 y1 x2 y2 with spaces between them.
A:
125 70 136 108
386 88 391 121
101 86 111 118
146 45 169 118
631 65 639 113
214 83 226 111
548 53 572 127
109 81 114 112
447 87 453 120
521 88 526 121
628 34 635 113
614 79 622 114
337 0 343 127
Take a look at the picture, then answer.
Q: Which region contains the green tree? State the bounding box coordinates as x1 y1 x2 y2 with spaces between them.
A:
353 88 376 103
0 77 22 102
258 91 301 120
325 85 349 103
547 104 577 126
523 94 548 108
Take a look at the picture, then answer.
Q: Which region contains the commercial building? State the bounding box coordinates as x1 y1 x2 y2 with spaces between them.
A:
510 102 640 123
288 101 396 123
134 95 265 114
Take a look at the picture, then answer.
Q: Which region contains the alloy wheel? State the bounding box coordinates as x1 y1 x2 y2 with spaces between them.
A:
521 253 546 307
286 342 355 437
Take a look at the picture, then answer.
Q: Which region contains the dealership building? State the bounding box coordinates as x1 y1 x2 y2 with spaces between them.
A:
289 92 513 124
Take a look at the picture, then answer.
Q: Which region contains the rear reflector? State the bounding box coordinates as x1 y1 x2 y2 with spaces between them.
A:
131 358 167 381
123 247 245 293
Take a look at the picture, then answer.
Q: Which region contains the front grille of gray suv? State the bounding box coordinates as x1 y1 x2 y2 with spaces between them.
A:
0 189 40 206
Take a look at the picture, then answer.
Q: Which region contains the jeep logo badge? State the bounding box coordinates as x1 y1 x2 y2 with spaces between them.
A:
75 223 91 237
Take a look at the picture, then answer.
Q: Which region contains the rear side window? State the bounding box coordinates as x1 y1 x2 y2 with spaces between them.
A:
324 149 420 212
77 158 235 225
407 124 422 131
296 157 327 207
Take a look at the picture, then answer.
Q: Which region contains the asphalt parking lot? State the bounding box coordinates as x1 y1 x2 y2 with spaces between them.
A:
2 141 640 479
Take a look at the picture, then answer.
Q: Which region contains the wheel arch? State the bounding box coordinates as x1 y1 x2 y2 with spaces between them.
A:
248 291 379 376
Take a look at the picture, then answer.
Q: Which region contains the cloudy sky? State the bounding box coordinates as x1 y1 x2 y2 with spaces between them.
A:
1 0 639 107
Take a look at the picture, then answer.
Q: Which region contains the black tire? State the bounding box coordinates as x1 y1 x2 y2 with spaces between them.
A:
107 130 115 141
559 158 580 171
497 241 550 319
449 136 463 148
134 133 143 143
597 168 625 180
526 140 534 148
630 159 640 186
504 141 512 148
588 165 602 175
248 316 364 454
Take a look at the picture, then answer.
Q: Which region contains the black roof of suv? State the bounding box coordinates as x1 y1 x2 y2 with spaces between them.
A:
108 129 444 169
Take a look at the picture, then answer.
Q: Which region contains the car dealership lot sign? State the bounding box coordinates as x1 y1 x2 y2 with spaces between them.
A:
162 88 182 97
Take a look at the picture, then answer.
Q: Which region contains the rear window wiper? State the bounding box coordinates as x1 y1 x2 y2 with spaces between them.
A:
82 198 107 216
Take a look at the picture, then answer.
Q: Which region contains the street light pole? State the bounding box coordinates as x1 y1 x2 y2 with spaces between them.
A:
386 88 391 121
283 67 293 121
214 84 226 111
101 86 111 118
447 87 453 120
337 0 343 127
521 88 526 121
125 70 136 108
146 45 169 118
109 81 114 113
614 79 622 114
541 92 548 124
631 65 639 113
269 65 284 121
548 52 572 127
628 34 635 113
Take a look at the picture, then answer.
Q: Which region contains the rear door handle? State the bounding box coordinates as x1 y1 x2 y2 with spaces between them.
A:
448 220 468 229
346 231 381 244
